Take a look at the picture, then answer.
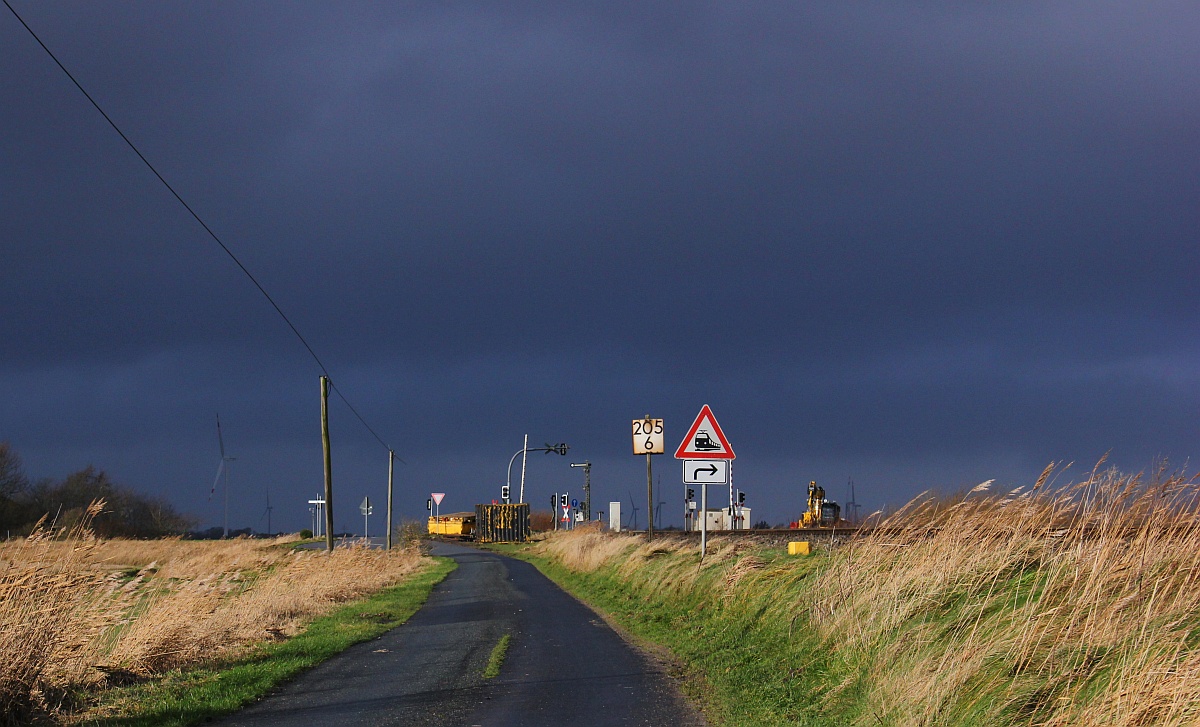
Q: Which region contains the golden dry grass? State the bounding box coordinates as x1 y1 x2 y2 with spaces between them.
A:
536 465 1200 726
810 464 1200 725
0 504 429 722
534 524 641 573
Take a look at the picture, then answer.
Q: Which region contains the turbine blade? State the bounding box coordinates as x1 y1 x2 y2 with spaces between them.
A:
216 414 226 459
210 459 224 500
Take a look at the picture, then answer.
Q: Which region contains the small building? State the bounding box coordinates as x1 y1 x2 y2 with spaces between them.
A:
685 507 752 532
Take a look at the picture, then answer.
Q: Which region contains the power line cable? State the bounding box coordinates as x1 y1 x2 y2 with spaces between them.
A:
3 0 401 458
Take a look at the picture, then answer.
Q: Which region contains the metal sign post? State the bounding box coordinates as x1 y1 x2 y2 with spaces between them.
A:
675 405 735 559
308 496 325 538
360 496 373 538
431 492 445 525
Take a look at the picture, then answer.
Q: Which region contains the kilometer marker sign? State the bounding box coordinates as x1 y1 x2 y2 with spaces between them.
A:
673 404 735 460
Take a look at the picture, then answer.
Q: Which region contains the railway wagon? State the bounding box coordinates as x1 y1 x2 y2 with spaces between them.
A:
427 512 476 539
474 502 530 543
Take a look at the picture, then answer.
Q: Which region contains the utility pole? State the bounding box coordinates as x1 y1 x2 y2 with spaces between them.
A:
320 375 334 552
386 450 395 550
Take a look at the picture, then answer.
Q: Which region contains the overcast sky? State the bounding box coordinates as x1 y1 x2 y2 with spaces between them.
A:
2 1 1196 533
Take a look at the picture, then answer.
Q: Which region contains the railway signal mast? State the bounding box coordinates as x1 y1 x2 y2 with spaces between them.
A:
569 461 592 520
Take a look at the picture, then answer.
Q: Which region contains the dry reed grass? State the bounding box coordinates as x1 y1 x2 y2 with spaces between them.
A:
537 466 1200 726
534 524 640 573
0 505 429 723
811 464 1200 725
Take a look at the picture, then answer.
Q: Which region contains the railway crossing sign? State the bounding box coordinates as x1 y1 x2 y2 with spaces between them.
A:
683 459 730 484
674 405 735 460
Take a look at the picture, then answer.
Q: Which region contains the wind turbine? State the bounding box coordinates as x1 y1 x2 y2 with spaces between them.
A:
845 477 861 526
655 475 665 529
209 415 235 538
259 487 273 536
626 490 639 531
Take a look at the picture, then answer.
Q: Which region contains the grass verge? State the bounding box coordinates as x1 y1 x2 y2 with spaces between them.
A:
503 466 1200 726
482 633 511 679
501 539 835 727
73 556 457 726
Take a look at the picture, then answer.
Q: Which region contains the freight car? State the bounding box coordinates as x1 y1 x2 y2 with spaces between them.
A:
427 512 476 539
474 502 530 543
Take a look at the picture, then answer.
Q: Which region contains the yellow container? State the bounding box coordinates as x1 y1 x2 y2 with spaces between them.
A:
788 541 811 556
427 513 476 538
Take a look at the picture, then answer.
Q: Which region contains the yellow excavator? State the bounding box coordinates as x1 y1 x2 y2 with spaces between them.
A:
800 481 842 527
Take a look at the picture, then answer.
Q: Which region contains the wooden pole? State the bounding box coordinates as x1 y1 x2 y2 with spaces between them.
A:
321 375 334 552
386 449 395 550
646 452 653 542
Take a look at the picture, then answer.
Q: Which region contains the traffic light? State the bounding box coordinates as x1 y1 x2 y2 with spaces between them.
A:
426 498 432 512
686 488 694 501
738 491 746 505
501 485 510 502
560 493 568 507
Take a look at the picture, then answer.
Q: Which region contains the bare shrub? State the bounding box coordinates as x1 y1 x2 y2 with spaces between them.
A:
529 510 555 532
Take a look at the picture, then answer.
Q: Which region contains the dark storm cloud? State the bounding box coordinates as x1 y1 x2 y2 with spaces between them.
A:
2 1 1196 529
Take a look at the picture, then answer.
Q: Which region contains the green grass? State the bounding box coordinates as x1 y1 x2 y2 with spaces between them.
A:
77 557 456 727
482 633 511 679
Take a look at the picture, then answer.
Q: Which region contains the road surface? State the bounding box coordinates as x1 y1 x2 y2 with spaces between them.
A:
214 541 705 726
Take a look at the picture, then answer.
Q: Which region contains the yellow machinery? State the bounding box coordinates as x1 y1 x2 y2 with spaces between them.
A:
800 481 841 527
427 512 476 539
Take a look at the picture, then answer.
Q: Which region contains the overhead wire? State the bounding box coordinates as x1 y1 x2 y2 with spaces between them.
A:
3 0 402 460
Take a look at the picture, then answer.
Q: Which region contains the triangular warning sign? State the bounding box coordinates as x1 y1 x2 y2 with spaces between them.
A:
674 404 735 460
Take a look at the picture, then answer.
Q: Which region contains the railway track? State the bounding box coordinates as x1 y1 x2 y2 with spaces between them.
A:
613 527 863 546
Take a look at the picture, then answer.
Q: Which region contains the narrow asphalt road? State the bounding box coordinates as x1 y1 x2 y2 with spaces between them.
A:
214 542 705 726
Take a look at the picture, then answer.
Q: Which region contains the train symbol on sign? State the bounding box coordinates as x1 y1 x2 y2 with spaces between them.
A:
693 430 721 451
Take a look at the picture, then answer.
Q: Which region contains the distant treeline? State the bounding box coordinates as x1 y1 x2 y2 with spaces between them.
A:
0 442 195 538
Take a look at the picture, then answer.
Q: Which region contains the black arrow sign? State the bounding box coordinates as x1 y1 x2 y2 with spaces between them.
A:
692 464 718 479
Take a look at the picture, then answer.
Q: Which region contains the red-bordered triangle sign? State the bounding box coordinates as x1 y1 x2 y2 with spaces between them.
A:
431 492 445 506
674 404 735 460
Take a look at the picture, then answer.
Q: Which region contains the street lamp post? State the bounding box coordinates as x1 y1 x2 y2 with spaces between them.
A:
506 440 570 504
